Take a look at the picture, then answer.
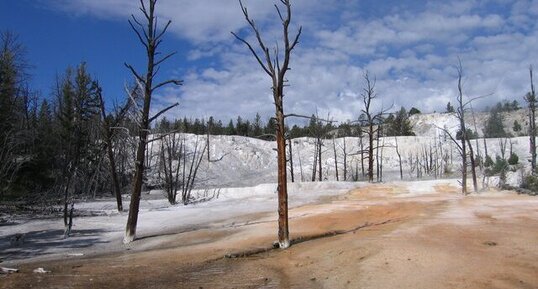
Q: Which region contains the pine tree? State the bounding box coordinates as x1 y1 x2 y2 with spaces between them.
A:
446 102 455 113
225 119 236 135
253 113 263 137
385 107 414 136
484 109 508 138
513 120 522 134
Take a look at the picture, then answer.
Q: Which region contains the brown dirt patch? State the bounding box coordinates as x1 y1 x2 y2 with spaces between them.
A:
2 183 538 289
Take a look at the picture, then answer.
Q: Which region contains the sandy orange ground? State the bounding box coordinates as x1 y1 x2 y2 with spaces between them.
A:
2 183 538 289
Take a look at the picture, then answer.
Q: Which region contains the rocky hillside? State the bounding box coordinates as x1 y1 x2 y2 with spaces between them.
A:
144 109 534 190
409 109 529 137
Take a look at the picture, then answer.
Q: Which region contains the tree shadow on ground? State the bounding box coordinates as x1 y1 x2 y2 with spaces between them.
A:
0 228 109 261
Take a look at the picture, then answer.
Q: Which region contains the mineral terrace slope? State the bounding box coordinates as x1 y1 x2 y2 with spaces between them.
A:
2 181 538 289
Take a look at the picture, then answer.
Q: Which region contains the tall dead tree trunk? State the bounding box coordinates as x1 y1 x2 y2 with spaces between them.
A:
376 126 381 182
456 62 468 195
98 88 127 212
395 137 403 180
317 138 322 181
360 72 384 183
311 141 318 181
288 138 295 182
439 60 484 194
333 137 339 181
526 66 536 174
297 144 304 181
207 121 211 162
124 0 182 243
377 138 385 182
342 137 347 181
359 135 365 178
466 137 478 192
233 0 301 249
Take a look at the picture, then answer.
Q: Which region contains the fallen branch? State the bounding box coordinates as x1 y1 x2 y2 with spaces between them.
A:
1 267 18 274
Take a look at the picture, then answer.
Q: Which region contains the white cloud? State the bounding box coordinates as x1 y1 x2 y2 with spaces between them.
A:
47 0 538 123
47 0 277 43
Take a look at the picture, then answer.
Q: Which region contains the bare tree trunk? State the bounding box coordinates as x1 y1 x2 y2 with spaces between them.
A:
359 72 384 183
297 144 304 182
98 91 123 212
360 137 365 178
368 124 375 182
124 0 182 243
483 138 488 160
466 138 478 192
207 124 210 162
317 138 322 181
416 154 420 179
342 137 347 181
353 160 359 181
395 137 403 180
233 0 301 249
378 139 385 182
312 141 317 182
288 138 294 183
333 137 339 181
376 128 380 182
457 62 468 195
275 98 289 248
527 66 536 174
125 128 148 243
182 138 207 204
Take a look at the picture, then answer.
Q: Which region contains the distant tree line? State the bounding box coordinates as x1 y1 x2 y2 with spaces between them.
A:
155 106 417 139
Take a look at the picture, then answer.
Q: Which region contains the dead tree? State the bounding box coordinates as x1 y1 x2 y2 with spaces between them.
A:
525 65 536 174
180 137 207 205
342 137 348 181
287 138 295 182
456 62 469 194
311 138 318 181
317 137 323 181
394 137 403 180
207 119 211 162
160 133 182 204
333 137 339 181
379 137 385 182
465 136 478 192
124 0 182 244
297 143 305 181
359 72 385 182
98 87 131 212
359 132 365 178
376 127 381 181
438 60 483 194
232 0 301 249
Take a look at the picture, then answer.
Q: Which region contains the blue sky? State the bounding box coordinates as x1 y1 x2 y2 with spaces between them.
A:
1 0 537 124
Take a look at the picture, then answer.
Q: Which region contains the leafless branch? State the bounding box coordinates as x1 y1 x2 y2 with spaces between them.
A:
124 63 146 85
154 51 177 67
284 113 337 123
149 102 179 123
147 130 181 144
152 79 183 92
231 32 272 76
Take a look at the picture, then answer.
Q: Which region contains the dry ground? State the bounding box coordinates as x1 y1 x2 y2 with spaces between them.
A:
2 182 538 289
